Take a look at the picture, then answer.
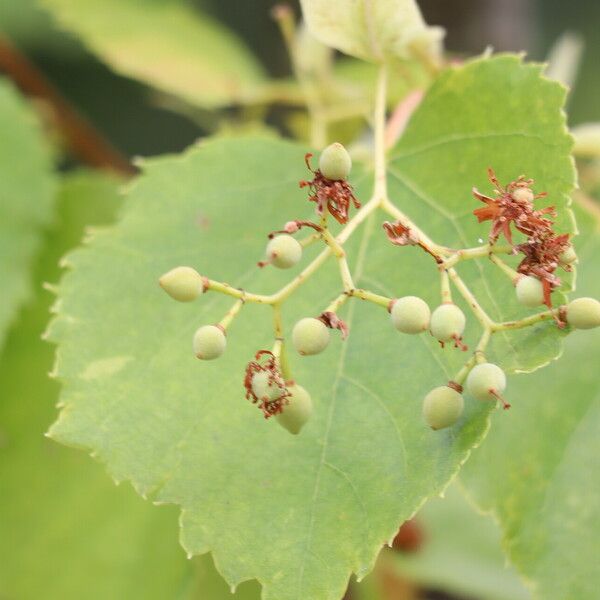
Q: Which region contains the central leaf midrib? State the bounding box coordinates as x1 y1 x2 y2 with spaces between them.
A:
296 213 377 599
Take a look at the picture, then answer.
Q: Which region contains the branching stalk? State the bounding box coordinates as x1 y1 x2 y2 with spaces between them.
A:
167 47 574 403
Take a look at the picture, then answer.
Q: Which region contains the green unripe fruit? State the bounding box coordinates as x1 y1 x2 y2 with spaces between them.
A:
466 363 506 402
292 317 330 356
391 296 431 334
566 297 600 329
193 325 226 360
512 187 534 203
276 384 313 435
251 371 284 402
516 275 544 307
159 266 204 302
559 245 577 266
266 235 302 269
430 304 466 342
422 386 464 430
319 142 352 181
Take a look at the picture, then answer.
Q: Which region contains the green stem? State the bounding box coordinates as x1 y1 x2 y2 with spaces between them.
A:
452 328 491 385
373 63 388 200
440 269 452 303
350 288 391 308
271 304 293 380
324 293 350 314
474 328 491 362
489 254 519 282
206 280 269 304
337 257 355 291
299 232 320 248
447 267 494 328
492 309 558 331
321 228 346 258
272 4 326 147
218 298 245 330
442 244 513 269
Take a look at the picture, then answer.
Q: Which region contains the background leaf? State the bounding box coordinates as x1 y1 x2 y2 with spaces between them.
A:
387 484 530 600
39 0 267 108
0 78 57 351
459 206 600 600
300 0 444 63
47 56 575 600
0 171 262 599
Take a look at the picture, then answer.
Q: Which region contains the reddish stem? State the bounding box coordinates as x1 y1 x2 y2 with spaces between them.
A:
0 34 135 175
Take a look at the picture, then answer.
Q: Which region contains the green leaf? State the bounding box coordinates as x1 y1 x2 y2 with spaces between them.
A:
48 56 575 600
389 55 576 372
459 208 600 600
300 0 444 63
0 171 261 599
0 78 56 351
39 0 266 108
388 485 530 600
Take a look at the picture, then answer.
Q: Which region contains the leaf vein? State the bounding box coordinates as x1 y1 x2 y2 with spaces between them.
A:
390 131 550 161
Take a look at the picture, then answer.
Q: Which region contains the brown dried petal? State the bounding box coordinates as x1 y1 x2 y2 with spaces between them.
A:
300 154 360 224
318 311 349 340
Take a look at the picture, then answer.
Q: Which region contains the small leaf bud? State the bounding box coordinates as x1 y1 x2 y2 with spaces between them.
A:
515 275 544 307
265 235 302 269
292 317 330 356
422 385 464 430
276 384 313 434
430 304 466 344
466 363 507 404
319 142 352 181
159 266 204 302
193 325 226 360
566 297 600 329
390 296 431 334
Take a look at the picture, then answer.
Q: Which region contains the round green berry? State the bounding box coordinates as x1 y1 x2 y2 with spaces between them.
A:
251 371 284 402
193 325 226 360
430 304 466 343
159 266 204 302
391 296 431 334
515 275 544 307
319 142 352 181
266 235 302 269
466 363 506 402
422 386 464 430
559 245 577 266
276 384 313 435
512 187 534 203
292 317 330 356
566 297 600 330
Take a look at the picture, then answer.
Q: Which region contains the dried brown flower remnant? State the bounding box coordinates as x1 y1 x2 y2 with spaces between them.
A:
516 231 571 308
473 168 553 244
473 168 572 314
383 220 442 263
382 220 418 247
244 350 290 418
318 311 349 339
268 220 322 238
300 153 360 224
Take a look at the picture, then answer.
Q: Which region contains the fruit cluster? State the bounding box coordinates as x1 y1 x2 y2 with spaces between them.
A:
160 142 600 435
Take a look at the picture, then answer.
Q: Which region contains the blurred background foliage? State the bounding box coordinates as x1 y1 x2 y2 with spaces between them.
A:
0 1 598 599
0 0 598 157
